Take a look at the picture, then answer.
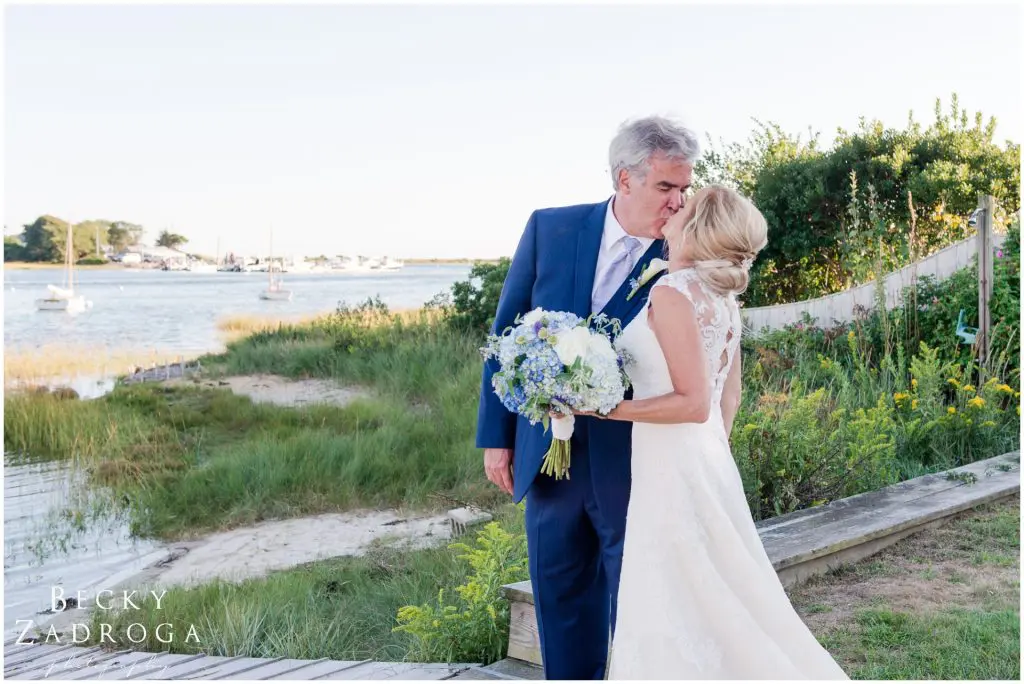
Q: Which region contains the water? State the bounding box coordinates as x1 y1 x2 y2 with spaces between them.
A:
3 459 166 640
4 265 473 354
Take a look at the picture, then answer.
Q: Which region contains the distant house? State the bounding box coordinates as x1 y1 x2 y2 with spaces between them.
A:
113 245 188 268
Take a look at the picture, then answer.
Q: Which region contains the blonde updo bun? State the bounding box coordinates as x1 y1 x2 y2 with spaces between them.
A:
668 185 768 296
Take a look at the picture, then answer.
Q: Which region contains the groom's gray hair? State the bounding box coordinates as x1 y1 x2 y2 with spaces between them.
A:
609 115 700 190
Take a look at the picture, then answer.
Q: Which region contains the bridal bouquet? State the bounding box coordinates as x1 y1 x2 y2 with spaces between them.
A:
481 308 632 480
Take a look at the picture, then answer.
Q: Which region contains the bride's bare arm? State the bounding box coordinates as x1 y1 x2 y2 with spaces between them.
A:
601 285 711 424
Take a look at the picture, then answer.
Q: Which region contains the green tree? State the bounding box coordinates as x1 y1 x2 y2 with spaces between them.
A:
697 94 1021 306
20 215 67 262
77 220 112 258
155 230 188 249
4 236 26 262
107 221 144 252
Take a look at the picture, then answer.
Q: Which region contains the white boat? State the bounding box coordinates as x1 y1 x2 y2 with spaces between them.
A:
188 261 217 273
376 256 404 271
259 230 292 301
36 222 91 313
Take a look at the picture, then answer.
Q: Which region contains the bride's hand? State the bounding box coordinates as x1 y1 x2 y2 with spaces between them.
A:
573 402 629 420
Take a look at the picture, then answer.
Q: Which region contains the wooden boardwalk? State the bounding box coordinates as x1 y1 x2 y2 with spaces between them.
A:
3 642 476 680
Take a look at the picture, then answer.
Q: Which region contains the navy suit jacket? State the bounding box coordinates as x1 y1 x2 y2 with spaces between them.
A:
475 199 666 508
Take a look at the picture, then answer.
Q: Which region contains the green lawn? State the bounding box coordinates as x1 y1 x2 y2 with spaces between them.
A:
791 497 1020 680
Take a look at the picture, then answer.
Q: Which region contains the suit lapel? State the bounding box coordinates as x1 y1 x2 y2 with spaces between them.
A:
601 239 666 326
573 200 608 319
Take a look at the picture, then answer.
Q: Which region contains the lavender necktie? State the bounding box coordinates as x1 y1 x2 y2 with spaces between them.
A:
592 236 642 314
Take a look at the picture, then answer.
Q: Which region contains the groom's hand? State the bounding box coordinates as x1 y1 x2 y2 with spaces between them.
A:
484 448 514 496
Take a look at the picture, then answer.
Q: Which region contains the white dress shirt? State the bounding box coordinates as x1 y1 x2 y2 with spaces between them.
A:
591 196 654 313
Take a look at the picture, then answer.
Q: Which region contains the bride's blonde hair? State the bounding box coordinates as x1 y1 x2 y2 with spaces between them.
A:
665 185 768 295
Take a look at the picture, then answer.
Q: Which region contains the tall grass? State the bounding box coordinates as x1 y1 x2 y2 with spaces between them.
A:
4 345 202 388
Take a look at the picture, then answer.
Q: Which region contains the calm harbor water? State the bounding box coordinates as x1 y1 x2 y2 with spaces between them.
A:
3 460 166 640
3 264 473 354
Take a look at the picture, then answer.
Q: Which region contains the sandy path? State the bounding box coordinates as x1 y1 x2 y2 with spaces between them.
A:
144 509 453 588
169 373 370 408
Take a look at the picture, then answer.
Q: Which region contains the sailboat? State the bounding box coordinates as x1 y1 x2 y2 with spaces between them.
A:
259 229 292 301
36 221 91 313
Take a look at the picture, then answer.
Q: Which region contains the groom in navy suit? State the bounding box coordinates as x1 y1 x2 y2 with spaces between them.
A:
475 116 699 679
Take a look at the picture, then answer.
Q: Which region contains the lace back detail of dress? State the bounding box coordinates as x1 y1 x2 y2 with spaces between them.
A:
651 269 741 405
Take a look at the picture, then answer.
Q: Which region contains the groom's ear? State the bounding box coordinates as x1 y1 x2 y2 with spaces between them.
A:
617 169 631 193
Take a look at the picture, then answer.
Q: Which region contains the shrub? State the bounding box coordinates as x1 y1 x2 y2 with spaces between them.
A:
393 519 528 665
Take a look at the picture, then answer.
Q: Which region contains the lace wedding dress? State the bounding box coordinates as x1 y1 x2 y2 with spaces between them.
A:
606 268 848 680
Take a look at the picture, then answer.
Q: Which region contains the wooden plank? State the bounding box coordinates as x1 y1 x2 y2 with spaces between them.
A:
383 664 474 680
3 643 87 672
217 657 330 680
762 454 1019 571
119 652 208 679
250 659 371 680
480 659 544 680
448 667 504 680
505 602 541 665
10 649 137 681
5 646 108 679
90 653 201 679
127 653 246 679
314 661 455 680
177 656 291 679
3 641 45 658
59 650 169 680
315 662 413 680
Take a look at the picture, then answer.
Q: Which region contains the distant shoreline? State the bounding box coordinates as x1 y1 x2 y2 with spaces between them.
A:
4 258 501 270
4 261 123 270
403 258 502 265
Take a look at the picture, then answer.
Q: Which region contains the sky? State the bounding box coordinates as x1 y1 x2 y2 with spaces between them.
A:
4 1 1021 260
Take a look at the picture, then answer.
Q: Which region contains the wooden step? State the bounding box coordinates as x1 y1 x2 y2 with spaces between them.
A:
449 659 544 680
2 643 476 680
501 451 1021 668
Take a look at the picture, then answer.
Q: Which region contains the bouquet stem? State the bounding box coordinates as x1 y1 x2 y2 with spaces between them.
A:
541 438 571 480
542 415 574 480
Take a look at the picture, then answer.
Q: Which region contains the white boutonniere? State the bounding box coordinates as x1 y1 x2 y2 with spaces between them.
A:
626 258 669 300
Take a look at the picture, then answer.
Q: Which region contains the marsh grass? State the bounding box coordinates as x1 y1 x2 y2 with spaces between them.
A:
4 345 204 388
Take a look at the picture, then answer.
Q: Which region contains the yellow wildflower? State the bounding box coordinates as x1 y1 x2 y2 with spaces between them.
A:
996 384 1015 395
962 384 976 393
948 407 957 414
912 399 919 410
893 392 910 404
911 378 918 389
948 378 961 387
967 397 985 409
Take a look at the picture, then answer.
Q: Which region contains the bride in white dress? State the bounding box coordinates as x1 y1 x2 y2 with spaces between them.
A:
593 186 849 680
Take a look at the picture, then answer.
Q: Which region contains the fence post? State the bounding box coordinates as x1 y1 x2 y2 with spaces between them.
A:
976 194 995 372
